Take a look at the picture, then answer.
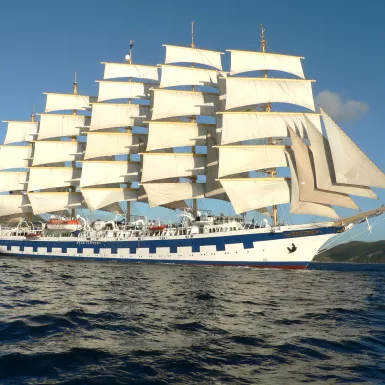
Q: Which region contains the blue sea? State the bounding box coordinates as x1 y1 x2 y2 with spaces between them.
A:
1 258 385 384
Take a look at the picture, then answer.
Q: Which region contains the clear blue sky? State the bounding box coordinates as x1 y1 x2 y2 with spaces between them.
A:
0 0 384 241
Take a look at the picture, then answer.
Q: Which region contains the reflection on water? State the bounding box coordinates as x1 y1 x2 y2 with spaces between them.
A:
0 258 385 384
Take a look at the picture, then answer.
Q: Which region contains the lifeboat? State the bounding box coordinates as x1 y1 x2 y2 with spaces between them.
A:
148 224 167 231
46 219 82 232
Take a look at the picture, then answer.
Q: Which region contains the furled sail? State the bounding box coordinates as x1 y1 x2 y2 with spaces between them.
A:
141 153 206 182
286 151 339 219
81 187 139 211
3 121 38 144
97 80 152 101
288 126 358 210
32 141 84 166
89 103 149 130
217 145 288 178
44 93 96 113
102 62 159 82
28 191 86 215
220 179 291 214
164 45 223 70
84 132 146 159
28 167 81 191
304 115 377 199
225 78 316 111
143 183 205 207
0 145 32 170
151 89 218 120
219 112 321 145
0 172 28 192
321 108 385 188
37 114 90 140
80 161 140 187
146 121 208 151
159 65 221 88
228 50 305 78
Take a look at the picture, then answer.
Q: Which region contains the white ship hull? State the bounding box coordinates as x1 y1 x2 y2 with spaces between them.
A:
0 222 341 269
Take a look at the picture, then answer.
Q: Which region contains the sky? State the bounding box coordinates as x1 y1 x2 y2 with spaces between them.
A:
0 0 385 241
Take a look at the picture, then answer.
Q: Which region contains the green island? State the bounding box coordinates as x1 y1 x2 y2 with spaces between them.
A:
314 241 385 263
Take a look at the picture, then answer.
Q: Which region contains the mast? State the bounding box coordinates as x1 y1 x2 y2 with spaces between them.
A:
261 24 278 226
71 72 78 219
80 47 158 214
126 40 135 225
141 30 223 209
27 107 36 222
191 21 198 218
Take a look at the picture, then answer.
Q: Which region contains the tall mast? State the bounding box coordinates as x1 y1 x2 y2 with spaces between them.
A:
126 40 135 225
27 107 36 222
261 24 278 226
71 72 78 219
191 21 198 218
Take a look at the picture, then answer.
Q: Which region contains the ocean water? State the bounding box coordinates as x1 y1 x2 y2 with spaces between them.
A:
1 258 385 385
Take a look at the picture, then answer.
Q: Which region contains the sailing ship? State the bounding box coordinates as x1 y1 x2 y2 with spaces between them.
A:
0 24 384 268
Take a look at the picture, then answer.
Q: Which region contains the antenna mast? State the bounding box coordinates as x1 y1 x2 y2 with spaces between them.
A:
129 40 135 64
191 21 195 48
31 104 36 122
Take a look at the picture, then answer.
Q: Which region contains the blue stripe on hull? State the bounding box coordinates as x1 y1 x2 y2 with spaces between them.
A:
0 253 309 269
0 226 340 255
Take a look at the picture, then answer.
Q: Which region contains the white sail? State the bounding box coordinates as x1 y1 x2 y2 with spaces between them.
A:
136 185 188 210
37 114 90 140
143 182 205 207
97 80 152 101
218 146 288 177
141 153 206 182
90 103 149 130
102 62 159 82
28 192 86 214
0 194 31 217
321 108 385 188
84 132 146 159
81 187 139 211
288 127 358 209
151 89 218 120
225 78 316 111
146 121 208 151
101 202 125 214
304 116 377 199
0 172 28 192
160 65 220 88
219 112 321 145
3 121 38 144
44 93 96 113
220 179 291 214
32 141 84 166
80 161 140 187
164 45 223 70
0 145 31 170
228 50 305 78
28 167 81 191
286 151 339 219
